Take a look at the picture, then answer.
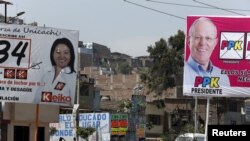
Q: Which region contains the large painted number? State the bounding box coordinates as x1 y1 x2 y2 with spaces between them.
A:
0 40 28 66
0 40 10 64
11 41 28 66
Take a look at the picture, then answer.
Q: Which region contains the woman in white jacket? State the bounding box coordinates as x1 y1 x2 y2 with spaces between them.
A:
36 38 76 106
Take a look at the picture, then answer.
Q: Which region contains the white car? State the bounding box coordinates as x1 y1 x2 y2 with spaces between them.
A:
175 133 205 141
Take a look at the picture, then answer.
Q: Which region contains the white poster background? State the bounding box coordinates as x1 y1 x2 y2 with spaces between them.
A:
50 113 111 141
0 23 79 106
219 32 244 59
49 114 76 141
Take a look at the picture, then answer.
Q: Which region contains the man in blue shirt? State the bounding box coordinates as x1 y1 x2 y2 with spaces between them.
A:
184 17 230 95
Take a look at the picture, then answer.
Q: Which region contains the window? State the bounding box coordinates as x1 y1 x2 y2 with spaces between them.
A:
80 84 89 96
148 115 161 125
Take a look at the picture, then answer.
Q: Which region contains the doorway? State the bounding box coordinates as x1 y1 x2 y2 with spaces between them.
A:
14 126 29 141
13 126 45 141
37 127 45 141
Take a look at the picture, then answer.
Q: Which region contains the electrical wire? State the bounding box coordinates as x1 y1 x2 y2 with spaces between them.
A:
123 0 186 20
123 0 246 21
146 0 250 12
193 0 245 16
147 0 216 9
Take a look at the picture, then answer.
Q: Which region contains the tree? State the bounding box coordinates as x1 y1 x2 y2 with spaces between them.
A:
76 127 96 141
49 127 57 136
118 99 132 113
119 61 132 74
140 30 185 96
49 127 57 140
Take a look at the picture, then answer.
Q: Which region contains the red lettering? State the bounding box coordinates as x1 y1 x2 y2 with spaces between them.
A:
41 92 52 102
248 41 250 50
41 92 71 103
221 40 228 50
194 76 203 87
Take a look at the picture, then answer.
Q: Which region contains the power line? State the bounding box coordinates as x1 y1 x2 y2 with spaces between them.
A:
193 0 245 16
147 0 217 9
123 0 186 20
146 0 250 12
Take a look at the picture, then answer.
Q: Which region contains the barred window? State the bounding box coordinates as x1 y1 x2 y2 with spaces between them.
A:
148 114 161 125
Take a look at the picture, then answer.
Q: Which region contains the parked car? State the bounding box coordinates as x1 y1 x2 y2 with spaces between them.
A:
175 133 205 141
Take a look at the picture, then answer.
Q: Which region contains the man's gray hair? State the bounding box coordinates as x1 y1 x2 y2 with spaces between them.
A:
188 17 217 38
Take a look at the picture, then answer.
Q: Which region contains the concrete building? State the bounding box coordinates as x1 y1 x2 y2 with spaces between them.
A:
2 103 59 141
80 47 248 140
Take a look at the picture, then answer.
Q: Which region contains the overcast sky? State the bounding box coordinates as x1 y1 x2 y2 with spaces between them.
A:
2 0 250 57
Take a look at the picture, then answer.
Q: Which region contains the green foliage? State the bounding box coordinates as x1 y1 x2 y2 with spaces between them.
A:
49 127 57 136
180 123 204 134
118 61 132 74
118 99 132 113
145 121 153 130
161 129 177 141
76 127 96 140
168 30 186 51
140 30 185 95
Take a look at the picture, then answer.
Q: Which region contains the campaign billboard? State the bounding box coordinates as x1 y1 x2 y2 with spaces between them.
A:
183 16 250 97
0 23 79 106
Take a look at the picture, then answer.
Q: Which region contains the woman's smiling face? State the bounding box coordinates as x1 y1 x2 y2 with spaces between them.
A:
53 44 71 69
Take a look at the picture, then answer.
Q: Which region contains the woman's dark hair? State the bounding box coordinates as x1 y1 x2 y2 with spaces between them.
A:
50 38 76 73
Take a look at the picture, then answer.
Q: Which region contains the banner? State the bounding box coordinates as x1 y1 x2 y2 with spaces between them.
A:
184 16 250 97
50 113 111 141
50 114 76 141
111 114 128 135
78 113 110 132
0 23 79 106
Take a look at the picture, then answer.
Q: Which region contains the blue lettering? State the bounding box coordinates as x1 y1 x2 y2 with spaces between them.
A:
55 130 73 136
59 115 71 122
78 114 83 121
78 113 107 121
95 121 100 128
65 122 73 129
81 121 92 127
102 114 106 120
88 114 92 120
97 114 101 120
80 121 101 128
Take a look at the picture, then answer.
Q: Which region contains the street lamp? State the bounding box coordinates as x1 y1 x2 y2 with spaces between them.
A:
0 0 13 23
7 11 25 23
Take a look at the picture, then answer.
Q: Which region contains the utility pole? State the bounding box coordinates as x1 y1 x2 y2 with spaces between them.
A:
0 0 13 23
194 97 198 133
0 1 12 140
217 97 220 125
129 84 146 141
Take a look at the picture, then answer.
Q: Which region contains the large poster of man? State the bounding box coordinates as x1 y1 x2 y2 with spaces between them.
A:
0 23 79 106
184 16 250 97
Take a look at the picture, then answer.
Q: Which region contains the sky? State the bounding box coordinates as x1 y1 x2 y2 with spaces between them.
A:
2 0 250 57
